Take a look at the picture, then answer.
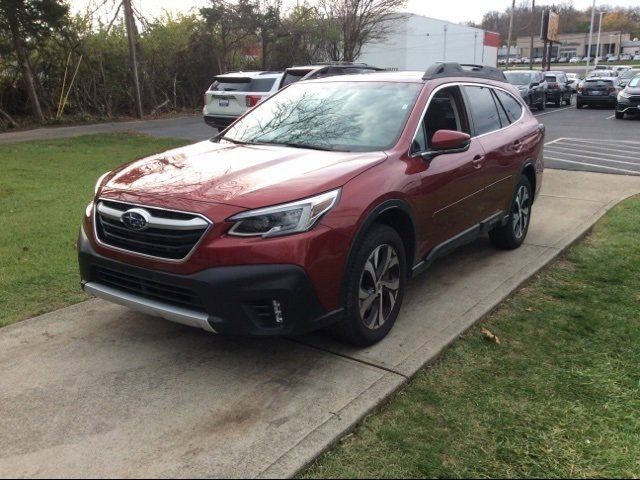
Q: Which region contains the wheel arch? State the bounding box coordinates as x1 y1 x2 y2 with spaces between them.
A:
341 199 417 304
521 162 537 203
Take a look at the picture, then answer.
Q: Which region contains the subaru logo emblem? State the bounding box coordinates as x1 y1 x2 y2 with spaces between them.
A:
121 208 150 231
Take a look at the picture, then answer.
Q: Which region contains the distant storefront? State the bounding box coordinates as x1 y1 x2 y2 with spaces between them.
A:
515 31 630 58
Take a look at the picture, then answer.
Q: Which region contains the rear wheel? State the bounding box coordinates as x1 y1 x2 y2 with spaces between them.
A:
489 175 532 250
333 225 406 347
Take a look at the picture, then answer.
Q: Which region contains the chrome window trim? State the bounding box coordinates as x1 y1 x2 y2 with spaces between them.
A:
93 198 213 264
409 81 526 158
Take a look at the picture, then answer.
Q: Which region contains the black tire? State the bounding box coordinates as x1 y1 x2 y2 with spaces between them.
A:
615 110 624 119
576 101 583 109
555 97 561 107
489 175 533 250
332 224 407 347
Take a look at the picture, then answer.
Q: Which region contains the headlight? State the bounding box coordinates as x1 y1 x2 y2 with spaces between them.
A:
228 189 340 238
94 171 111 195
618 91 630 100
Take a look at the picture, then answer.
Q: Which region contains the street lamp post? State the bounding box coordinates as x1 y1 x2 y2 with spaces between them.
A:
585 0 596 76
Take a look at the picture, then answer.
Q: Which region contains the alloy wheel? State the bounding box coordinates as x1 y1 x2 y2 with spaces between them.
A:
512 185 531 240
358 244 401 330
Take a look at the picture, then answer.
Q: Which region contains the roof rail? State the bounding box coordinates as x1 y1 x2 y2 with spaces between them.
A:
422 62 507 83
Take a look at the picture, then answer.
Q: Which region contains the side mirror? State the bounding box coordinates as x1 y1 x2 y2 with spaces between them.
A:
421 130 471 160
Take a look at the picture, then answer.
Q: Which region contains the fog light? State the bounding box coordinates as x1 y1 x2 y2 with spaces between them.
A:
272 300 284 324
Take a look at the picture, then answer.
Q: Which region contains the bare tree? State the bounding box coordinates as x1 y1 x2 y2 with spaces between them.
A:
320 0 406 62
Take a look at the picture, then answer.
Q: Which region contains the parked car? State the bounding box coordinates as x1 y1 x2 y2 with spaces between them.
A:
569 57 581 63
620 54 632 61
615 74 640 119
80 62 544 346
607 55 619 63
558 56 569 63
582 56 593 62
520 57 530 64
544 71 572 106
278 63 383 90
203 71 283 130
577 77 621 109
504 70 548 110
534 57 543 64
566 73 582 92
588 69 617 78
619 68 640 87
634 55 640 61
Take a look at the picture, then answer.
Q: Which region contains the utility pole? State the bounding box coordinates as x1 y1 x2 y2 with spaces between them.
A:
594 10 606 67
529 0 535 70
123 0 143 119
585 0 596 76
506 0 516 67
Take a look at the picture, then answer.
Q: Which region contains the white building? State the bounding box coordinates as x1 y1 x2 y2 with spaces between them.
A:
358 14 500 70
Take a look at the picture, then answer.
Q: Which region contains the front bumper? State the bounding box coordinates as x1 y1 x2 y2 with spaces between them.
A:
78 229 343 336
616 99 640 114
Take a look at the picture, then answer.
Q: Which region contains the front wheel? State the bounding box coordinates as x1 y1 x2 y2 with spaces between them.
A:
615 110 624 119
333 224 406 347
489 175 533 250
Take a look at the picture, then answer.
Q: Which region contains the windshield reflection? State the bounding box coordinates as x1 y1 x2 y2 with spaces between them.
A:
219 82 422 152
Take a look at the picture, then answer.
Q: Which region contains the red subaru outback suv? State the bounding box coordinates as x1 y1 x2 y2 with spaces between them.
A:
79 63 544 346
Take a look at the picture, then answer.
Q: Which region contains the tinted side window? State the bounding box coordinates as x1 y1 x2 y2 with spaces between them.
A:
494 90 523 123
464 86 502 136
424 87 469 148
492 90 510 128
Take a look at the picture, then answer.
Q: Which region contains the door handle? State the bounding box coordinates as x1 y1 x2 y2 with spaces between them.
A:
472 155 484 169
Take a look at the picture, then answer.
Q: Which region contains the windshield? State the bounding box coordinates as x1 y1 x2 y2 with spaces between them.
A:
622 70 640 80
220 81 422 152
629 77 640 88
545 75 557 82
504 72 532 85
210 77 276 92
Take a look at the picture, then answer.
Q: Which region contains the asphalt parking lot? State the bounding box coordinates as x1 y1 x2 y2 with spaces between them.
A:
533 101 640 176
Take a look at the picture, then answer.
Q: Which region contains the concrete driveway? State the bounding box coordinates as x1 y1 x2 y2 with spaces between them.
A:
1 169 640 478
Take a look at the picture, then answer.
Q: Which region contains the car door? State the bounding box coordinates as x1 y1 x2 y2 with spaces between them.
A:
462 85 522 218
407 85 488 250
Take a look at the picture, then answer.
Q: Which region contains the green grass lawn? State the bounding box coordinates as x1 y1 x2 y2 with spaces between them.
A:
0 133 188 327
305 196 640 478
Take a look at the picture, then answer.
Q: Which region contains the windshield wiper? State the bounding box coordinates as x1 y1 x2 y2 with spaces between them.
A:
215 135 252 145
256 141 337 151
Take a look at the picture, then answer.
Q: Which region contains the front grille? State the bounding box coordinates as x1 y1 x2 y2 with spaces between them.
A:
95 200 210 261
93 266 205 313
628 95 640 105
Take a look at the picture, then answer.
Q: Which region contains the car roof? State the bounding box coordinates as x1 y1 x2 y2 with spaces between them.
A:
585 76 616 80
302 71 425 83
504 70 538 73
216 71 283 79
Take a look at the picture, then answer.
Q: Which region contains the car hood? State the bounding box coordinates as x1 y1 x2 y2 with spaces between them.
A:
102 140 387 209
624 87 640 94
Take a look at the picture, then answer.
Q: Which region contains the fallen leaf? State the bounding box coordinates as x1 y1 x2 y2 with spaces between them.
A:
481 328 501 345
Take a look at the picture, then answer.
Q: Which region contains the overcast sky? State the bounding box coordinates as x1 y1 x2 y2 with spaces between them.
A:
70 0 639 25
